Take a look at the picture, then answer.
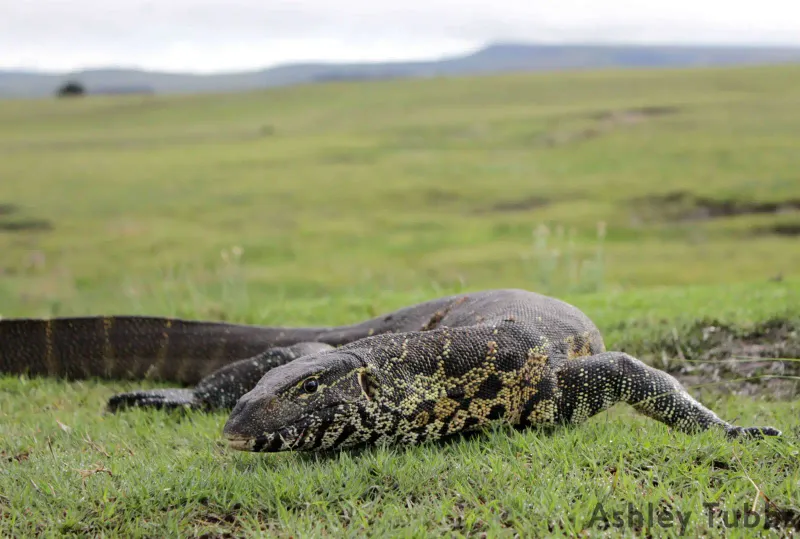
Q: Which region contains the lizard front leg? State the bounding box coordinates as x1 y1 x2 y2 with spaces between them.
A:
107 342 333 411
552 352 781 438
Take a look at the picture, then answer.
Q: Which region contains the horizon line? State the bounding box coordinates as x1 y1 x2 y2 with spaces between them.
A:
5 39 800 77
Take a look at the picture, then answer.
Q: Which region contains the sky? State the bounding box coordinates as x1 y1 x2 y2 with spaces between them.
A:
3 0 800 73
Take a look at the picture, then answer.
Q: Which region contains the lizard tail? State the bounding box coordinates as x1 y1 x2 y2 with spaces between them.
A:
0 315 298 385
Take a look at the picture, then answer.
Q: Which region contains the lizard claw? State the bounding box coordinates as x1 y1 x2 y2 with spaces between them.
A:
726 425 782 439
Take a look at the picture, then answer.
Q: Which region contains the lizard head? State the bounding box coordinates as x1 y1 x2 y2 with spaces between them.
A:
222 349 385 452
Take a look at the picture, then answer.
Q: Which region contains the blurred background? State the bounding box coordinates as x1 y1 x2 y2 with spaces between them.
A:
1 0 799 322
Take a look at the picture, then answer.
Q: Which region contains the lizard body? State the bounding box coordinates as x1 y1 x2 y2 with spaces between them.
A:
0 289 780 452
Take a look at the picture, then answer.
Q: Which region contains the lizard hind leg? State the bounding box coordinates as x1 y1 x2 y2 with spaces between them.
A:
553 351 781 439
106 342 334 413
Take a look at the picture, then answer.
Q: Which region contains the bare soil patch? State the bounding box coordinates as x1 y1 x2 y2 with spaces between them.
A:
640 319 800 399
481 196 551 214
541 106 680 147
0 203 19 216
755 223 800 237
0 218 53 233
591 105 680 124
631 190 800 222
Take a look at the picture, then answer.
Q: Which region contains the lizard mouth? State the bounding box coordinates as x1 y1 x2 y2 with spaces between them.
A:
224 424 310 453
225 435 258 451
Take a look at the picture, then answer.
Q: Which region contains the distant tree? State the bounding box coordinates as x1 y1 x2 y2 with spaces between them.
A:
56 81 86 98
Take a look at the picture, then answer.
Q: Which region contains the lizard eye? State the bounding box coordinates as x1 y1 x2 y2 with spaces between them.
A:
302 378 319 394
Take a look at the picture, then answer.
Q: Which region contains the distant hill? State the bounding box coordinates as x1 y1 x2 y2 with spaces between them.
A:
3 42 800 99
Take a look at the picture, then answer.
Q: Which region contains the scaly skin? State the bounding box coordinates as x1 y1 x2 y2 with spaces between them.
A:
0 289 781 452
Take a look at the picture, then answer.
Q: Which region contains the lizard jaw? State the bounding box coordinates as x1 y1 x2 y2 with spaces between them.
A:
224 434 257 451
224 425 309 452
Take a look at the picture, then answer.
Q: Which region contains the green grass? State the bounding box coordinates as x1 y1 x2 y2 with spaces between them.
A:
1 380 797 537
2 64 800 316
1 65 800 536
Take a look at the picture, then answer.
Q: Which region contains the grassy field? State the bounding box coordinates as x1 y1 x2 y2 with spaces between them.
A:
1 64 799 537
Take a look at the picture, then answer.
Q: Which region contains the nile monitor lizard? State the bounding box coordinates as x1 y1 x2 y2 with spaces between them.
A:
0 289 780 452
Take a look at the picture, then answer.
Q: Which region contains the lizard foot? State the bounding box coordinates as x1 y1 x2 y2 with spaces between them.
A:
726 426 782 439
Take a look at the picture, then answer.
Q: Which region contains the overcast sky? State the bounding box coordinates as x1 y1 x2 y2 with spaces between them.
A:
3 0 800 73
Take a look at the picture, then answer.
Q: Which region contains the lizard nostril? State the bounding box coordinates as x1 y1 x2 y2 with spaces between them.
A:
224 394 277 438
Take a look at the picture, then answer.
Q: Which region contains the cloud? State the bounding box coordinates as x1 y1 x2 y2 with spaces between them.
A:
2 0 799 72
